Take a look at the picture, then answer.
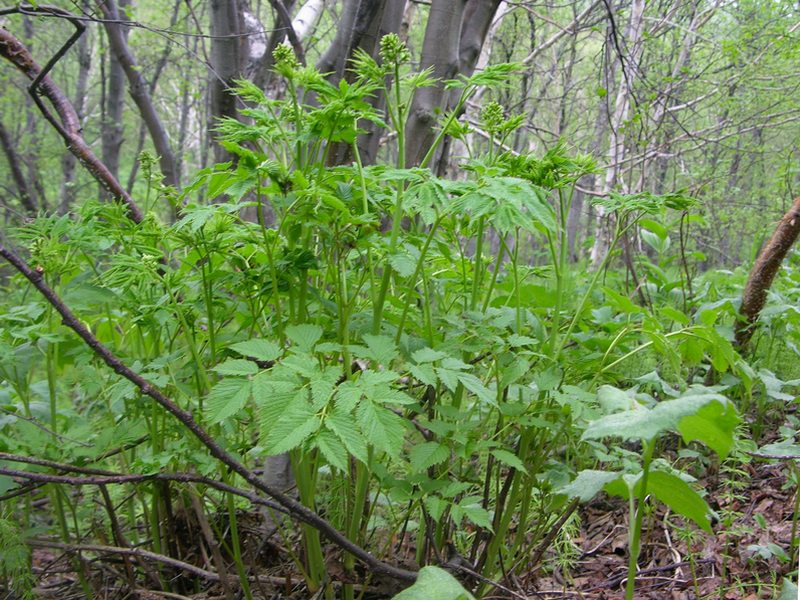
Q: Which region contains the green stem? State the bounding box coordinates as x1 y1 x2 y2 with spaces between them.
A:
626 439 655 600
224 476 253 600
470 217 486 311
395 216 442 344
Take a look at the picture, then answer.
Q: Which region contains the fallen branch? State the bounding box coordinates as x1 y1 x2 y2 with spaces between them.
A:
736 196 800 349
0 462 287 516
0 242 417 583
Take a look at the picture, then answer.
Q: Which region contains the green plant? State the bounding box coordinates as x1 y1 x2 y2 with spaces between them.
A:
560 385 740 600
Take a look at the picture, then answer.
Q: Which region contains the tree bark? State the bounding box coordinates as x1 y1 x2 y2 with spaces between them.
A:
736 197 800 350
404 0 468 168
437 0 505 176
99 0 179 191
316 0 389 85
101 0 127 196
590 0 646 267
0 120 37 215
59 1 92 214
209 0 247 162
0 28 144 222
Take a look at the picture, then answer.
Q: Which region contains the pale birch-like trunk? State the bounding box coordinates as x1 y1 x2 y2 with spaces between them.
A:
589 0 646 267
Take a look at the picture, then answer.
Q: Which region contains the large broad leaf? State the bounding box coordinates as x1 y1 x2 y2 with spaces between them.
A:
776 578 798 600
582 392 738 458
602 470 713 532
644 471 713 532
390 566 475 600
677 397 740 459
558 469 622 502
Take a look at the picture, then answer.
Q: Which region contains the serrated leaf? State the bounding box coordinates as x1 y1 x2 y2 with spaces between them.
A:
264 402 320 454
490 449 528 474
356 401 405 456
229 339 282 362
459 504 493 531
361 334 399 365
409 442 449 471
335 381 363 413
457 373 495 404
285 324 323 352
389 251 418 277
409 363 438 386
205 378 252 423
412 347 448 363
315 428 349 471
326 409 369 463
558 469 622 502
212 359 258 376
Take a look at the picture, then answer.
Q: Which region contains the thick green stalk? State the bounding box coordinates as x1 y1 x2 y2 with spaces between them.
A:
470 217 486 311
224 476 253 600
626 440 655 600
395 217 442 343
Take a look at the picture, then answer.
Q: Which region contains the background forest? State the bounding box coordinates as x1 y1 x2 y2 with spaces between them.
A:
0 1 799 599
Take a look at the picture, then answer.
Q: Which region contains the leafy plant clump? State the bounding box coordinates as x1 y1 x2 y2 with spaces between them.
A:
0 37 797 599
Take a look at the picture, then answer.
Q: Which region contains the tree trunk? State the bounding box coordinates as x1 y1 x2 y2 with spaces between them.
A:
316 0 389 85
736 197 800 350
435 0 504 175
99 0 179 192
0 120 37 215
404 0 468 168
589 0 645 267
101 0 127 197
209 0 247 162
59 1 92 214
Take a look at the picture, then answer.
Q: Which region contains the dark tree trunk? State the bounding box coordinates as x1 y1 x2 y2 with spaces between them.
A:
404 0 468 168
0 121 37 215
357 0 407 165
434 0 502 174
101 0 127 196
209 0 247 162
316 0 388 85
59 1 92 214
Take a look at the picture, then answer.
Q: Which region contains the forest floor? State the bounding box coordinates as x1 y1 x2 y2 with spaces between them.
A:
20 429 799 600
539 459 797 599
